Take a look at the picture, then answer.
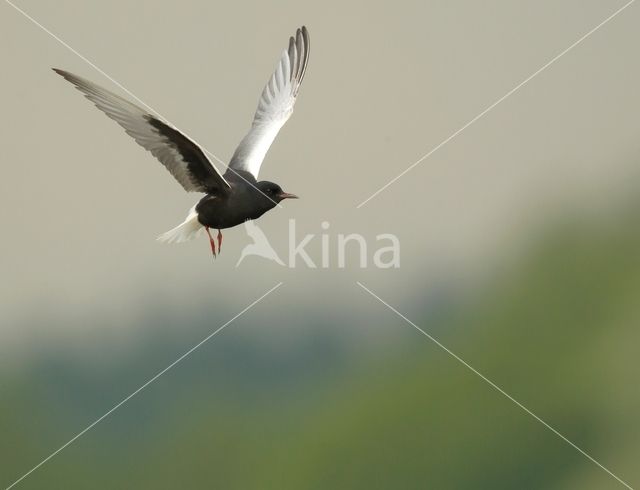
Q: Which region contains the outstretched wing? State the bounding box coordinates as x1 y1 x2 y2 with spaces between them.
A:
227 26 310 180
53 69 231 194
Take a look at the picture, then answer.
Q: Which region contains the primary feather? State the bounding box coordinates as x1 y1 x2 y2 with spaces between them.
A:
53 68 230 194
228 26 310 180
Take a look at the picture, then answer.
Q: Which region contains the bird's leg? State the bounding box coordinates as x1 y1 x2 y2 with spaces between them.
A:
205 226 217 258
217 229 223 254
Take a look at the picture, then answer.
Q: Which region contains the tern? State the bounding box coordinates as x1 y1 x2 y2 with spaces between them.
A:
54 26 309 257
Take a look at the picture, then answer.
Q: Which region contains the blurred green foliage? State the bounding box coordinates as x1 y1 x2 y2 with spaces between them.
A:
2 213 639 489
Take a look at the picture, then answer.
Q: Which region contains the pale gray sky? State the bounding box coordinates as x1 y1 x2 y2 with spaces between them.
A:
2 0 639 349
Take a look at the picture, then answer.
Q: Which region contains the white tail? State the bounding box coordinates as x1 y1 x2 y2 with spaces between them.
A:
157 205 204 244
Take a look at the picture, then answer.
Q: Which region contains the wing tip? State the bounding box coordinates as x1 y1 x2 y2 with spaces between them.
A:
289 25 310 93
52 67 69 78
299 26 309 44
52 68 83 87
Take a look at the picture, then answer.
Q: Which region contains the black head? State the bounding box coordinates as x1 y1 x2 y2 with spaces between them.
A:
256 181 298 205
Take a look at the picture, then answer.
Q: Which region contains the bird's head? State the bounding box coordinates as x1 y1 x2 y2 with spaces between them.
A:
256 181 298 205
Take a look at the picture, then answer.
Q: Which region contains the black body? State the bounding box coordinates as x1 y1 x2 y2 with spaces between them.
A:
195 170 286 229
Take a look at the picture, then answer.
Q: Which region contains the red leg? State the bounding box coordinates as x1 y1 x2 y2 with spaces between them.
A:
217 229 223 254
205 227 216 258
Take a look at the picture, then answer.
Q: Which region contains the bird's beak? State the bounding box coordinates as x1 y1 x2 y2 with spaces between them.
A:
278 192 299 200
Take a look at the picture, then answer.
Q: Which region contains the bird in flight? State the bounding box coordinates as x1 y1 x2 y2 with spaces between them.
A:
54 26 309 258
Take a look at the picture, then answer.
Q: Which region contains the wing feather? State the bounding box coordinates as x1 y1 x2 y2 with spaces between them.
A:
227 26 310 179
53 69 230 194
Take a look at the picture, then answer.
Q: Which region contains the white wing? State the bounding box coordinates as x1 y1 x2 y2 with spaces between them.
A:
53 69 230 193
228 26 310 180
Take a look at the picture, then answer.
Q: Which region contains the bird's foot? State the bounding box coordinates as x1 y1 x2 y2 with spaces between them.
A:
205 227 217 258
217 229 223 254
